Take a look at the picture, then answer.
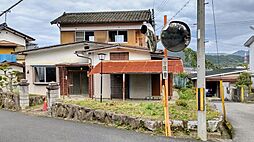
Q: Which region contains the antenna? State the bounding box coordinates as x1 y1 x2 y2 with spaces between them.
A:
0 0 23 23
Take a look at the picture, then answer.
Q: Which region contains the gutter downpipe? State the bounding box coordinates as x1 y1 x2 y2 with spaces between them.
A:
74 51 92 66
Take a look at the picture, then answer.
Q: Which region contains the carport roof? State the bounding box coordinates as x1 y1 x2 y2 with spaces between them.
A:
89 60 184 75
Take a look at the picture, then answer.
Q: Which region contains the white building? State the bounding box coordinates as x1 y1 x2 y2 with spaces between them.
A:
0 23 35 63
15 41 183 99
244 36 254 87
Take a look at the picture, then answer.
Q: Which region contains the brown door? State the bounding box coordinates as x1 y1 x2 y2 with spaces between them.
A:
111 74 129 99
152 74 160 96
68 71 88 96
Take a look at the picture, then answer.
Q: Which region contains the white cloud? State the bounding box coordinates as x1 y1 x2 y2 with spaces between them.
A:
0 0 253 53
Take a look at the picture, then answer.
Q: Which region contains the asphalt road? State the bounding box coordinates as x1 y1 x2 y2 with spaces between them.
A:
214 102 254 142
0 110 198 142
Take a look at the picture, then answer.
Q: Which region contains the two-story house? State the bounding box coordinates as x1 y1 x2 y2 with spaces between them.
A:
51 10 151 46
0 23 35 63
16 10 183 99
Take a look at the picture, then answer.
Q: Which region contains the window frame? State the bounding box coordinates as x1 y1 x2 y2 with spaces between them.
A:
75 31 95 42
33 66 56 85
108 30 128 43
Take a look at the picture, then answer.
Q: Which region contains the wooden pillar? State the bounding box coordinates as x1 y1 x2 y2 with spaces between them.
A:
160 73 163 94
123 74 126 101
169 73 173 97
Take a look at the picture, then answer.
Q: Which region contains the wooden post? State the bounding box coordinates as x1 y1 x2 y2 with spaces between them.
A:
163 15 171 137
123 74 126 101
241 86 244 102
160 73 163 95
220 80 226 121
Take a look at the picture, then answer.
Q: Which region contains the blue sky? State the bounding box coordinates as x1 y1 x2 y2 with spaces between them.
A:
1 0 253 53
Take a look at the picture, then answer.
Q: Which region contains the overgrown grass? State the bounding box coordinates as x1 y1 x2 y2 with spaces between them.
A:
178 88 196 100
29 94 43 97
64 98 219 121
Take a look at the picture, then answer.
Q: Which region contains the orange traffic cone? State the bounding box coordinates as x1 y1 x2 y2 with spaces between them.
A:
43 97 48 111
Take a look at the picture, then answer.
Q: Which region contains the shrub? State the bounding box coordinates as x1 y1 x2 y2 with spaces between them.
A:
178 88 196 100
175 99 188 107
236 72 252 87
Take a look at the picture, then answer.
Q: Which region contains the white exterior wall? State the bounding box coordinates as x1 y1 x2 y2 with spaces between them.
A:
250 44 254 72
223 82 231 100
249 44 254 88
129 74 152 99
25 44 89 95
91 49 151 99
0 30 26 46
90 49 151 67
25 45 89 65
93 74 111 99
25 44 152 97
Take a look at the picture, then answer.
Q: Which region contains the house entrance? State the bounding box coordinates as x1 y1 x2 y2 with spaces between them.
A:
67 67 89 96
110 74 129 99
152 74 160 96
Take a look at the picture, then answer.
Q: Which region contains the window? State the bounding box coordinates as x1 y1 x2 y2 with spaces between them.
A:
75 31 84 42
85 32 94 41
34 66 56 83
108 30 127 43
75 31 94 42
110 52 129 60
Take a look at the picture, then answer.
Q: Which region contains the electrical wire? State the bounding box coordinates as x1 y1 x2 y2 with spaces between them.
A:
190 19 254 27
155 0 193 31
211 0 220 69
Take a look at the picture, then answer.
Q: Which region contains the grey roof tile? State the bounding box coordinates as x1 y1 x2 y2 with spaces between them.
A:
51 10 152 24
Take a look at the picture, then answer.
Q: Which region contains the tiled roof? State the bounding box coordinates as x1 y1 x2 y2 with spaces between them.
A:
0 23 35 41
51 10 152 24
89 60 184 74
189 68 247 79
244 35 254 47
15 41 150 55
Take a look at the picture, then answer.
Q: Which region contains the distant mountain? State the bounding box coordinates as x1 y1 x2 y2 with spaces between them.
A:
206 54 244 68
232 50 248 57
206 53 228 56
178 50 244 68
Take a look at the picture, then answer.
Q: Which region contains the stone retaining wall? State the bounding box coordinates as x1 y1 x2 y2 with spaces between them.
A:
0 92 44 111
0 92 20 111
29 95 44 106
51 102 224 134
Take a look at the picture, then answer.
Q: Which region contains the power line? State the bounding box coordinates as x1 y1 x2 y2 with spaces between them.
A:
155 0 193 31
190 19 254 26
191 36 245 47
211 0 220 67
170 0 192 21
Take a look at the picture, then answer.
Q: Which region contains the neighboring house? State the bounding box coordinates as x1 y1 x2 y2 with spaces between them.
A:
244 36 254 88
15 10 184 99
190 68 247 100
0 23 35 63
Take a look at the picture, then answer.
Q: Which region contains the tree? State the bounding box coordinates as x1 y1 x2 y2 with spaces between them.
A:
0 63 21 92
183 48 219 70
236 72 252 88
183 48 197 69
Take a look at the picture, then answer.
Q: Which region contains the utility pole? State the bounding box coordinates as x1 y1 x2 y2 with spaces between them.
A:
197 0 207 141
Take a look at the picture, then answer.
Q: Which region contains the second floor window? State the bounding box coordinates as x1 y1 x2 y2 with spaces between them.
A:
75 31 94 42
108 30 128 43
